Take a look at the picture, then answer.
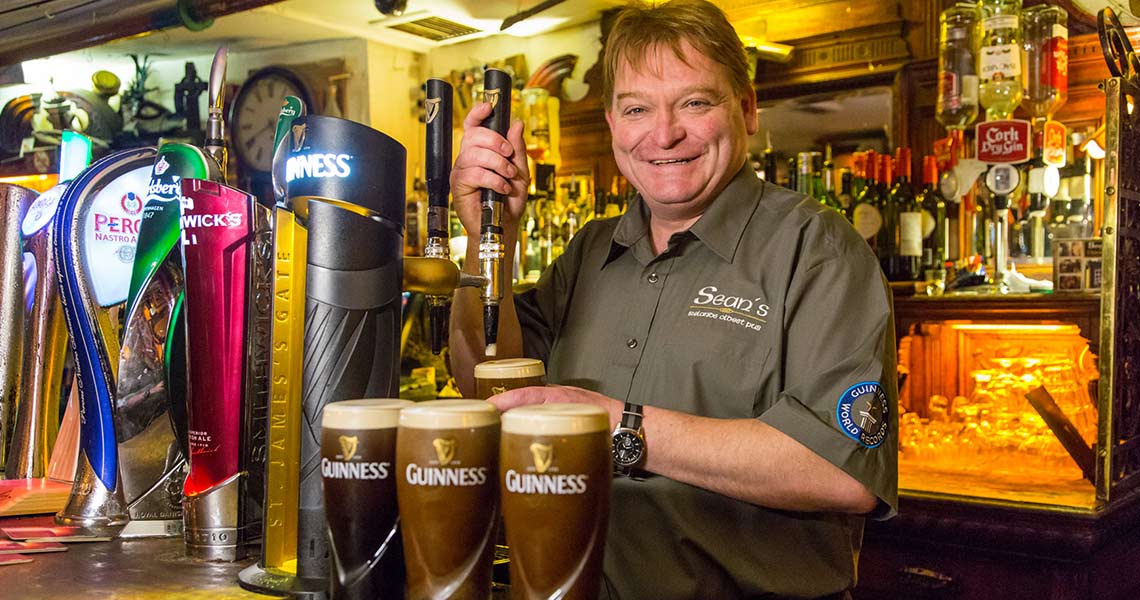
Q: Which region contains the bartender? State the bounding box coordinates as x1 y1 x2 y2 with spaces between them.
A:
449 1 898 597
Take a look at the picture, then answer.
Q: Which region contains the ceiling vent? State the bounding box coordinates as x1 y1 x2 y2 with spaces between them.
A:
387 16 481 41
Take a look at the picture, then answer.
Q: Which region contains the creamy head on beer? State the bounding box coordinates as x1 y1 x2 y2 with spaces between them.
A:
474 357 545 380
400 400 499 487
500 404 608 435
322 398 412 430
502 404 609 496
398 399 500 430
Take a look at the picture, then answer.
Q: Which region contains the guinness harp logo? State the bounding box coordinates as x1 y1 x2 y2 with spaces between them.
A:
291 124 307 152
433 438 456 466
529 443 553 474
484 89 501 110
425 97 441 124
338 435 359 460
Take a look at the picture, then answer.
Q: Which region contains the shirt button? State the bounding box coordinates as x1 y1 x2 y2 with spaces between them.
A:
626 338 638 349
647 273 659 284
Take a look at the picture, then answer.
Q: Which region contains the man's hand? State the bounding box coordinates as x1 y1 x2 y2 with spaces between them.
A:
450 102 530 237
488 385 623 431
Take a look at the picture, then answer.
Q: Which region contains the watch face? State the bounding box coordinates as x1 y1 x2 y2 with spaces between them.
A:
232 71 307 173
612 430 644 468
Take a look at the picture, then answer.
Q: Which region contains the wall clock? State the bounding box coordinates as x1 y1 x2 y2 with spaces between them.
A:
230 66 314 175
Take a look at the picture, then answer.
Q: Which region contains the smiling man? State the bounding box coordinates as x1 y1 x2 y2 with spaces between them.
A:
448 1 897 598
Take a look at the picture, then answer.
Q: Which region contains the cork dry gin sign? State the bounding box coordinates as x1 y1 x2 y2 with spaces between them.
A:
976 119 1032 164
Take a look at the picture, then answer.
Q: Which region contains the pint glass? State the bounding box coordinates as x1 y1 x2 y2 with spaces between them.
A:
322 399 412 600
397 400 500 599
500 404 611 600
474 358 545 400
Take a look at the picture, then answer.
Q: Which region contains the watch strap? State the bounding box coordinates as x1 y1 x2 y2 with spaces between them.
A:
620 402 643 431
615 403 645 477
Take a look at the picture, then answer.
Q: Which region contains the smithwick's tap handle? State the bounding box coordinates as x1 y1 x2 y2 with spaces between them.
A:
478 68 512 356
425 78 453 355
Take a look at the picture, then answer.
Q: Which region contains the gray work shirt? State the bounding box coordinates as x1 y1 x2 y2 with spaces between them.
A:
516 164 898 599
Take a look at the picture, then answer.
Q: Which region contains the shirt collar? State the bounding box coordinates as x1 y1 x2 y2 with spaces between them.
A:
606 163 764 266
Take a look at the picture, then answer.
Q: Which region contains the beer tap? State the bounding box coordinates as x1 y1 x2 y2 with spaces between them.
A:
424 78 453 355
0 184 35 470
6 183 67 479
55 148 158 536
478 68 512 356
204 46 228 180
238 95 308 594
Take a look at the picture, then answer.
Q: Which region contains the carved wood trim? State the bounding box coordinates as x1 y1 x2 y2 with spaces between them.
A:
755 23 912 92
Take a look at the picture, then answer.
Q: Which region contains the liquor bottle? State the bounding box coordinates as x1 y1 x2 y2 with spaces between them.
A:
851 152 883 250
405 174 428 257
605 176 625 218
796 152 815 196
786 156 798 191
876 154 902 278
1048 177 1072 245
894 148 922 281
1067 175 1091 238
539 210 553 268
818 155 843 212
521 198 541 280
918 155 949 271
837 169 854 213
852 150 875 207
978 0 1023 121
1022 5 1068 123
937 3 982 130
761 132 778 182
551 217 566 263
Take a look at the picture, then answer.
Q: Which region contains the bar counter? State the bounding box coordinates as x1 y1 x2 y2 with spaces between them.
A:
2 515 264 599
4 513 514 598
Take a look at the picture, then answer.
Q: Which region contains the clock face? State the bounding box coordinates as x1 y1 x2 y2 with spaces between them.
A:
232 70 307 173
612 430 644 467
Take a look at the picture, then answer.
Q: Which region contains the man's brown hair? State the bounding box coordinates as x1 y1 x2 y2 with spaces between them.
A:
602 0 752 108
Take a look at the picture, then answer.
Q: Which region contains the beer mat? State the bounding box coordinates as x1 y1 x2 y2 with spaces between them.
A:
0 555 33 566
0 540 67 554
1 526 113 542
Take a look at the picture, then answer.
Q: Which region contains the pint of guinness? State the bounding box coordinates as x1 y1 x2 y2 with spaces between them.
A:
322 399 412 600
500 404 611 600
473 358 545 400
396 400 500 599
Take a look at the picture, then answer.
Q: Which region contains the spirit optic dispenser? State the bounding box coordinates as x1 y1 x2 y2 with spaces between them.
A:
54 148 156 535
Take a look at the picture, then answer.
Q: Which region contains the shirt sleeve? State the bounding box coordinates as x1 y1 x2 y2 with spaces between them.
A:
757 214 899 518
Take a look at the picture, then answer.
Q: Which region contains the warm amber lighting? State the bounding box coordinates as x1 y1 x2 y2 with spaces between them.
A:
0 174 58 193
898 320 1099 509
949 323 1070 332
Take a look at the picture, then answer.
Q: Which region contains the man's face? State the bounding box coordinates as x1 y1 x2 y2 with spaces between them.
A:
606 42 758 223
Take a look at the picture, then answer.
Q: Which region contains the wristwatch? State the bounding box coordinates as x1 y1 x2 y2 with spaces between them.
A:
612 402 646 474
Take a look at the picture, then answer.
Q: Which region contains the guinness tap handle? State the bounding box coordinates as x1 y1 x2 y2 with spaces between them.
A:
425 78 453 355
478 68 511 356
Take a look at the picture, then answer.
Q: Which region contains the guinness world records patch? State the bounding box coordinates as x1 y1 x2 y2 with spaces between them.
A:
836 382 889 448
